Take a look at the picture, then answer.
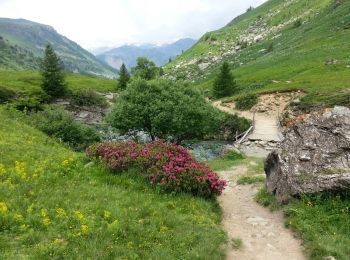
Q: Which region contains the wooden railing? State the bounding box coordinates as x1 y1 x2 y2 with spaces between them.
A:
234 112 256 145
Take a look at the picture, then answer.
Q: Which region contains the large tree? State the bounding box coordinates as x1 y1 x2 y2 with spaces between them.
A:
131 57 159 80
118 63 130 90
40 44 66 99
108 79 222 143
213 62 237 98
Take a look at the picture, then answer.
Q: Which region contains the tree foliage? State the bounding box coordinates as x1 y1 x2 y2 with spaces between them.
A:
212 62 237 98
131 57 159 80
118 63 130 90
40 44 66 99
108 79 223 143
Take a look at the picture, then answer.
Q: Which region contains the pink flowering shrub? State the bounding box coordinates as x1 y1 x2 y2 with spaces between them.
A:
87 141 226 198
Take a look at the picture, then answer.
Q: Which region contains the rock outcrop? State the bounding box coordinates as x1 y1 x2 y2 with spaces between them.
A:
265 106 350 203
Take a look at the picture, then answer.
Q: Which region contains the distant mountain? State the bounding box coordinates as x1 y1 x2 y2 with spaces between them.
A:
96 38 197 70
0 18 116 77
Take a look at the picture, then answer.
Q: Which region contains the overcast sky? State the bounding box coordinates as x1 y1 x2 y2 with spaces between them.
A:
0 0 267 49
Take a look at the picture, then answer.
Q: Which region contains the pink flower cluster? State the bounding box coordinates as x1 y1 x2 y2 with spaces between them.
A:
87 141 226 198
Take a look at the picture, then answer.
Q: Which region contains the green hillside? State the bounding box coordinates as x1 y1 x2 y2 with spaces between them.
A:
0 106 227 259
0 36 40 70
0 18 116 78
166 0 350 107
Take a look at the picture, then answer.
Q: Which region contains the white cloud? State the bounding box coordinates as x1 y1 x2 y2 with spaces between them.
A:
0 0 267 49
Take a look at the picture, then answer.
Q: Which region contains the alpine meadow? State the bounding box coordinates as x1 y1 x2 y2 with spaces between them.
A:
0 0 349 259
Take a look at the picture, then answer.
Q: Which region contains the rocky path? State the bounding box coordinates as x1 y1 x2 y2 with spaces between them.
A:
218 166 305 260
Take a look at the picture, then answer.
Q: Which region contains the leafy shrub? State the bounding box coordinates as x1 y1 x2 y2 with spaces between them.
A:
235 93 258 110
108 79 223 144
14 97 44 112
293 19 302 28
221 151 245 161
218 113 251 140
71 90 108 107
0 87 16 103
131 57 160 80
87 141 226 198
29 108 100 150
203 33 217 42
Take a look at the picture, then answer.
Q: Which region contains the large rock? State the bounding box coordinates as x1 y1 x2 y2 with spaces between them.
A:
264 106 350 203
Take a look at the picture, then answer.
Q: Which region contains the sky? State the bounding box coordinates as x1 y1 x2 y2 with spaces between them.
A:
0 0 267 49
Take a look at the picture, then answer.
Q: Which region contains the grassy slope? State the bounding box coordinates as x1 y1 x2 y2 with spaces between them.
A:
0 18 116 78
0 37 39 70
167 0 350 107
0 70 117 95
256 189 350 260
0 107 227 259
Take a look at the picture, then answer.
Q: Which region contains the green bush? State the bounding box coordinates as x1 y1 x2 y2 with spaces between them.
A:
235 93 258 110
108 79 223 144
0 87 16 103
293 19 302 28
71 90 108 107
14 97 44 112
28 108 100 150
218 113 251 140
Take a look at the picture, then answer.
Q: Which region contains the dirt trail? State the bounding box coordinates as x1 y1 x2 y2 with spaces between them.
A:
218 166 305 260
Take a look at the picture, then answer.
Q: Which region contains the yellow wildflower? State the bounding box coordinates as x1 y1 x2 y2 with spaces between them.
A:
0 202 8 214
14 213 24 222
80 224 89 235
62 160 69 167
40 209 48 217
56 208 67 218
103 210 111 220
160 226 168 233
15 161 26 179
0 164 5 175
74 211 85 221
42 217 51 226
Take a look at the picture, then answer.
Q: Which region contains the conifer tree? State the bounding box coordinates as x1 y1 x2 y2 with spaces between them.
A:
40 44 66 100
118 63 130 90
213 62 237 98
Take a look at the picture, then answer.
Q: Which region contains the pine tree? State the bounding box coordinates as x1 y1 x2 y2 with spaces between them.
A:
213 62 237 98
40 44 66 100
118 63 130 90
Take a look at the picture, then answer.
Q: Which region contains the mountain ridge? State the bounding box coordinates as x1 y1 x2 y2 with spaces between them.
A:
0 18 117 78
96 38 197 70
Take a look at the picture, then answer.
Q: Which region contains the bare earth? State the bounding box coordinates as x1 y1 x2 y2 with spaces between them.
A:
218 165 305 260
